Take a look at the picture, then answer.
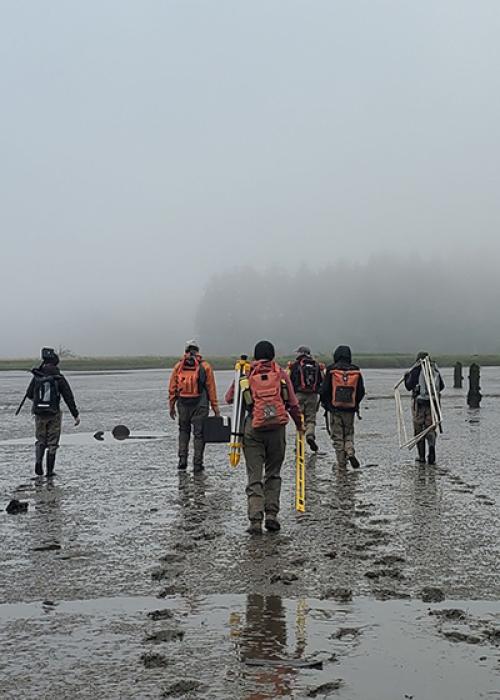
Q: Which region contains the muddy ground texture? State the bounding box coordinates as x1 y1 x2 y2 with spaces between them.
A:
0 368 499 699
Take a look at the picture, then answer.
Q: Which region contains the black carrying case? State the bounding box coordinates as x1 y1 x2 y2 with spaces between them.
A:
201 416 232 443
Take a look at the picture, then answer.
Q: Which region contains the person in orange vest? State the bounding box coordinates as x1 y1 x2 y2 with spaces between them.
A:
169 341 219 471
320 345 365 470
226 340 303 534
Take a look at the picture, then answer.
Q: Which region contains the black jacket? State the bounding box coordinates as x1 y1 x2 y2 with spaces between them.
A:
26 364 79 418
320 346 365 412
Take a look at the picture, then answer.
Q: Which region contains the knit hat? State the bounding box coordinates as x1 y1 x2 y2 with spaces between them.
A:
254 340 275 361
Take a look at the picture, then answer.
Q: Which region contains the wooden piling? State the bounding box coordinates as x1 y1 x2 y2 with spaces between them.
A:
467 363 482 408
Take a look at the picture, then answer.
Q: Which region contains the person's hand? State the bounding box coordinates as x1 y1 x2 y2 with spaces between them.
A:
74 416 80 427
169 406 176 420
213 408 221 417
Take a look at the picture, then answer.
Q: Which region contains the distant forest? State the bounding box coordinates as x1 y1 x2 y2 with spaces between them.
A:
196 257 497 356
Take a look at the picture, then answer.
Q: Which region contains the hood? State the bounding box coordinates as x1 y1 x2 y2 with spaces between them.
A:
333 345 352 364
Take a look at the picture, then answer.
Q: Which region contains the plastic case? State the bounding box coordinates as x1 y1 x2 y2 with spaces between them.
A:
201 416 232 443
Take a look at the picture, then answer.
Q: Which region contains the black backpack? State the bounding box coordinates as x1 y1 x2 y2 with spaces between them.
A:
32 375 60 415
296 357 321 393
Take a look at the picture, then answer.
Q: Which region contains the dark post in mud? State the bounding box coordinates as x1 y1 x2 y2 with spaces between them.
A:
453 362 463 389
467 363 482 408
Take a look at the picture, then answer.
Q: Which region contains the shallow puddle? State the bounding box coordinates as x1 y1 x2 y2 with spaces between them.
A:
0 593 498 699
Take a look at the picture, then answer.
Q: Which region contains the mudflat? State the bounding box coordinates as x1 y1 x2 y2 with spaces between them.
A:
1 368 498 699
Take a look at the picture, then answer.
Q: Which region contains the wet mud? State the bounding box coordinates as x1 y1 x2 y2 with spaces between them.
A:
1 368 499 699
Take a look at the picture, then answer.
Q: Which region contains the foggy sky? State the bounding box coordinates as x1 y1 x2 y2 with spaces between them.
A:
1 1 499 356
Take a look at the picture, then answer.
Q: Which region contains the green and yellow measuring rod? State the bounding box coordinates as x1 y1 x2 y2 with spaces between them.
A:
228 355 251 467
295 421 306 512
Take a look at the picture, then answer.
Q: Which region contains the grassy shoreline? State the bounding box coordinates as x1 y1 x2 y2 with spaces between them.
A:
0 353 496 372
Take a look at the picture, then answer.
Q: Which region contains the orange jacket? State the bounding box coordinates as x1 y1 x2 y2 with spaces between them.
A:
168 355 219 412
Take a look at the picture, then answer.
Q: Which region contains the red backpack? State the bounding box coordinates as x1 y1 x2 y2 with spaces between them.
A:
176 354 206 399
249 361 289 430
331 369 361 409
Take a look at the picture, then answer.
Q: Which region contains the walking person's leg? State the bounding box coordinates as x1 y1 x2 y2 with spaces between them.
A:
46 412 62 476
192 404 209 470
34 416 48 476
343 412 359 469
263 426 286 531
304 393 319 451
243 420 266 534
412 401 427 463
177 402 192 469
331 412 347 468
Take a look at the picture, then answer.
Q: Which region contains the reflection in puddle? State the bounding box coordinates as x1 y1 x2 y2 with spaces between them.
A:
0 593 498 699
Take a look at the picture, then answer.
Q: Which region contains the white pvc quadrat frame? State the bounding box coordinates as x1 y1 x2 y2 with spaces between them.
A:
394 356 443 450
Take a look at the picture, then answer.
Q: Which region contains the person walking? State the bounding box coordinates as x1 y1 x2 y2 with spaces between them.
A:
404 352 444 465
288 346 323 452
169 341 219 471
320 345 365 470
226 340 303 535
25 347 80 477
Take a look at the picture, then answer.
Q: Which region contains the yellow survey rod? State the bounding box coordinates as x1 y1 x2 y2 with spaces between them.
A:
295 422 305 512
228 355 250 467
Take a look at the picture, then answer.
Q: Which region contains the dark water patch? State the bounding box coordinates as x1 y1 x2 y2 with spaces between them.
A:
141 651 171 668
32 543 61 551
307 679 343 696
147 608 176 621
421 586 446 602
373 588 411 600
161 680 204 697
145 627 184 643
244 657 324 669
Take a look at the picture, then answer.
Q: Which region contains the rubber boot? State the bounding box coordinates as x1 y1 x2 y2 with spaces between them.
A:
46 452 56 477
35 445 45 476
306 435 319 452
246 520 262 535
427 445 436 465
178 458 187 470
264 516 281 532
348 454 360 469
416 440 426 464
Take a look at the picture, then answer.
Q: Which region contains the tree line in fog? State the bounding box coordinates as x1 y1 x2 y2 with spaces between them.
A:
195 255 498 356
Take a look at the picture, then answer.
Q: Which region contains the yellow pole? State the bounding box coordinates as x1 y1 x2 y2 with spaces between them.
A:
295 421 305 513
